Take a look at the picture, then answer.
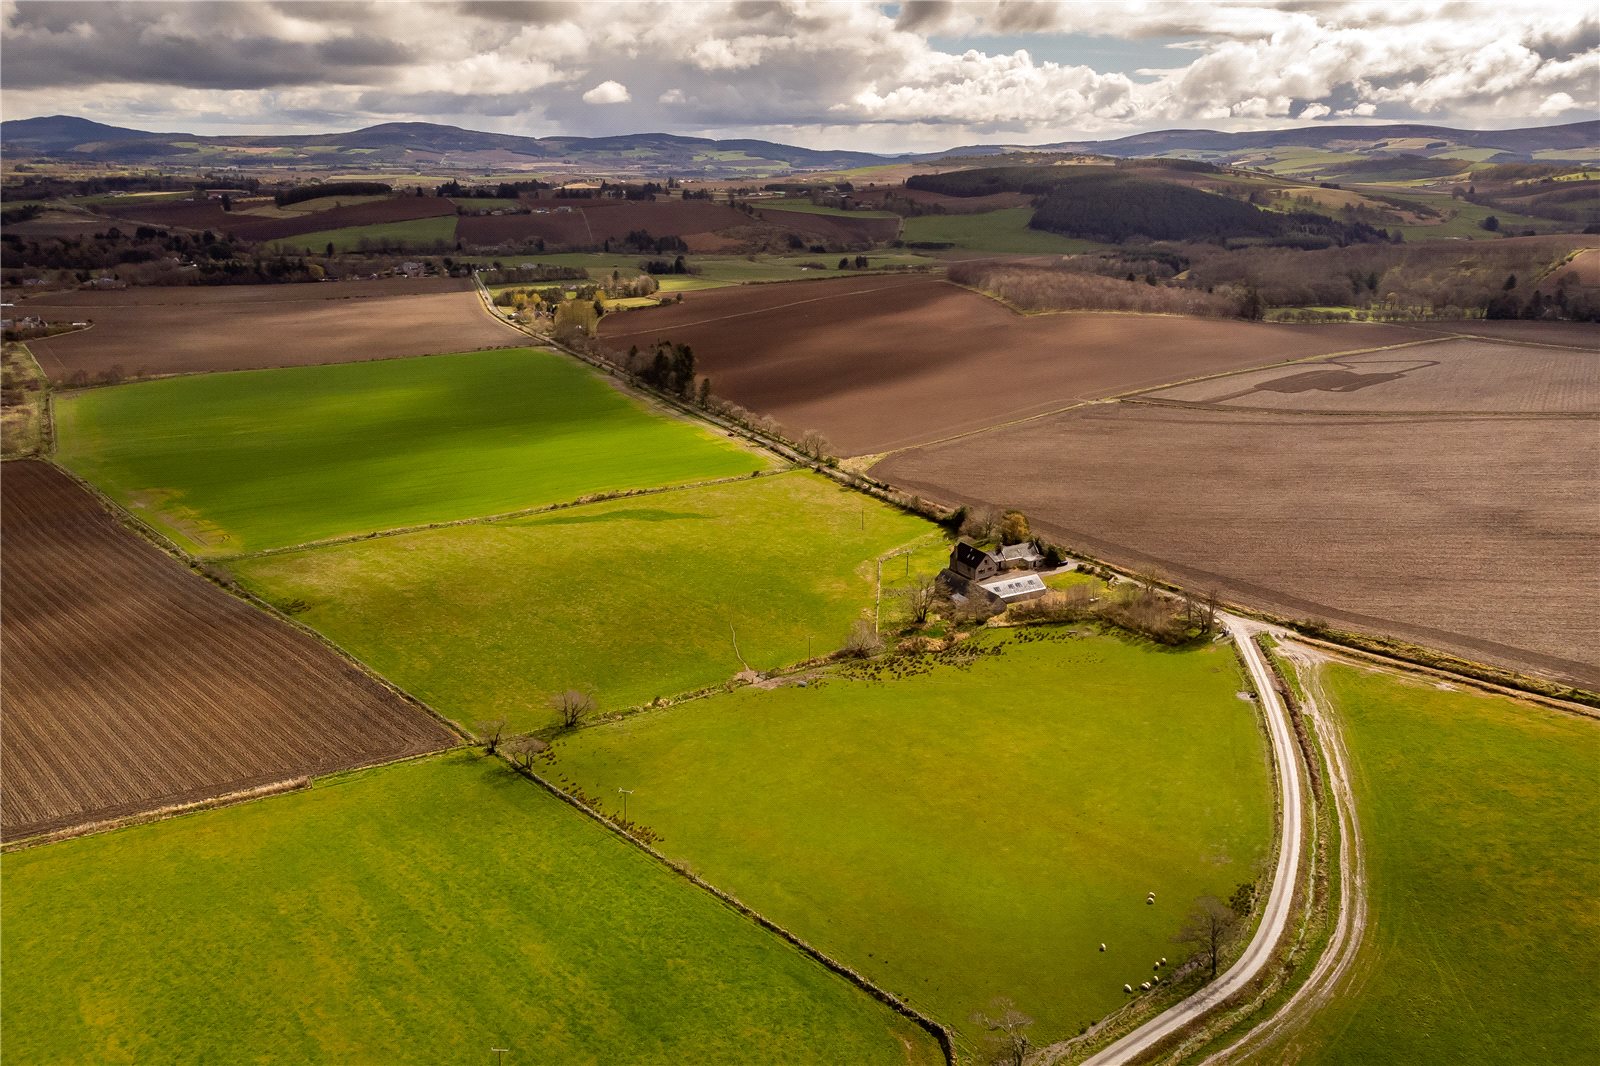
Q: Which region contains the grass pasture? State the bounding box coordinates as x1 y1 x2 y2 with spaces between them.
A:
270 213 457 252
56 348 765 554
233 472 939 732
488 251 938 292
755 198 900 219
547 629 1274 1047
901 207 1104 254
0 753 939 1065
1279 665 1600 1065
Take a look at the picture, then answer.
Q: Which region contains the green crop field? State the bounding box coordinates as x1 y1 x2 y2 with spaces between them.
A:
547 628 1274 1047
272 214 457 252
1281 664 1600 1065
56 348 765 554
901 207 1103 254
757 199 900 219
488 251 936 292
1 753 939 1065
233 472 940 732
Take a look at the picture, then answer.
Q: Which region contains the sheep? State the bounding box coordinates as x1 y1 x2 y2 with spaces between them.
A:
1124 984 1133 994
1146 893 1155 905
1140 981 1151 991
1161 957 1168 966
1099 943 1107 952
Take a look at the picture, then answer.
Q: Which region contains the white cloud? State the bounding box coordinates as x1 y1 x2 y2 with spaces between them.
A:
1536 91 1579 116
581 79 631 105
2 1 1594 151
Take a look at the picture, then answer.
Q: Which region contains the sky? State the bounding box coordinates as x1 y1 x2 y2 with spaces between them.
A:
1 1 1595 153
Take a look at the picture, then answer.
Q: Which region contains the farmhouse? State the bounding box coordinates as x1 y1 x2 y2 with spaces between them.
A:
949 540 1001 581
948 539 1044 581
977 573 1049 605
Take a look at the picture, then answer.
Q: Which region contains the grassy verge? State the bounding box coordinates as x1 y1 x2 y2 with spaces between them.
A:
232 471 936 732
545 627 1275 1048
0 752 941 1064
55 348 766 554
1 342 49 458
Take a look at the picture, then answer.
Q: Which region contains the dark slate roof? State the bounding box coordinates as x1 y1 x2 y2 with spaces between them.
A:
952 541 994 569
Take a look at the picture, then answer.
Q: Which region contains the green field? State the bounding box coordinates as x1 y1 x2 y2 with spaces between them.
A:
901 207 1103 254
272 214 457 252
487 251 937 292
0 753 939 1065
757 199 900 219
56 348 764 554
548 628 1274 1047
1283 665 1600 1064
233 472 939 731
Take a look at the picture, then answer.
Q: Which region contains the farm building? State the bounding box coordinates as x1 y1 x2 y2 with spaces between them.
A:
977 573 1049 604
948 539 1044 580
949 541 1001 581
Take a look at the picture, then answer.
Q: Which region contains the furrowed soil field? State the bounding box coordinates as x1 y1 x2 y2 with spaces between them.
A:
1 752 940 1064
1145 336 1600 413
56 348 765 555
1252 663 1600 1064
875 402 1600 686
22 278 518 381
99 193 456 242
0 461 452 841
548 628 1274 1048
458 199 750 250
599 275 1420 455
231 472 938 733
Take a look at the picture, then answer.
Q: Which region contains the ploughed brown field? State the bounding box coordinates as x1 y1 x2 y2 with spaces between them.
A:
22 278 519 381
101 194 456 242
0 461 454 840
876 326 1600 688
598 275 1420 455
458 199 749 249
750 208 902 246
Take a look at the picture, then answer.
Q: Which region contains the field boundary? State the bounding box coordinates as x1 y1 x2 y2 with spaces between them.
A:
496 753 961 1065
212 468 791 562
39 457 476 747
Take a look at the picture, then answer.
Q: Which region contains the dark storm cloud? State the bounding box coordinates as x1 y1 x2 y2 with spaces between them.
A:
894 1 953 33
1 1 412 90
453 1 572 23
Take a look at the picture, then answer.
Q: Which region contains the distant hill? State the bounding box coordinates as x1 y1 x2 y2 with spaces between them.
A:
1041 121 1599 164
0 116 895 175
3 115 1593 177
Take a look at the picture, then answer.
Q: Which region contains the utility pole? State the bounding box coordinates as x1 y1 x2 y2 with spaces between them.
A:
618 787 634 822
491 1049 509 1066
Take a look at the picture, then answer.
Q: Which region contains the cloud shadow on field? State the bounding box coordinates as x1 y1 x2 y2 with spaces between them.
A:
515 508 713 528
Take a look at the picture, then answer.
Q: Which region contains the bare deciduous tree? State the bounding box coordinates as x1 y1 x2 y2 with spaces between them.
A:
1174 894 1238 981
551 688 596 730
901 577 940 625
842 619 883 658
973 997 1034 1066
797 429 831 460
505 734 549 771
475 717 508 754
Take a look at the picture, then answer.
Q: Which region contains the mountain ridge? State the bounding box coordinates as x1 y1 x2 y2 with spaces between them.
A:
3 114 1593 175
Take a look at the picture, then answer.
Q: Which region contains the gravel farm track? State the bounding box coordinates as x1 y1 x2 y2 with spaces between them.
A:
597 274 1421 455
21 277 521 381
0 460 454 841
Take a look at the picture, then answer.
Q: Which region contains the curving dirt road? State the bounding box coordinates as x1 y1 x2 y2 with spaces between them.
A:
1200 644 1370 1064
1079 617 1306 1065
